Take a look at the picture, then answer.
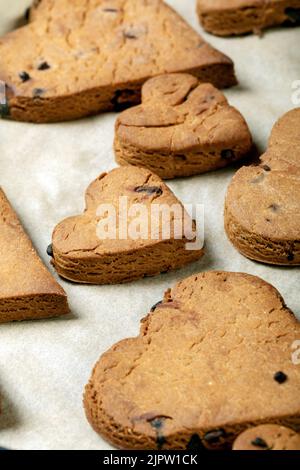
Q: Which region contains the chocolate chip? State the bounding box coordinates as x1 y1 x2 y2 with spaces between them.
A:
135 186 163 196
221 149 235 160
186 434 208 451
38 61 51 71
111 89 138 111
148 417 166 450
19 71 31 82
204 429 226 444
151 301 162 312
150 418 163 430
274 371 288 384
251 437 269 449
47 244 53 257
103 8 118 12
262 164 271 171
123 31 137 39
285 7 300 23
33 88 45 97
287 253 294 262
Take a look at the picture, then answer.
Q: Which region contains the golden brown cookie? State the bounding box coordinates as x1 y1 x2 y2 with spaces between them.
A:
0 0 237 123
84 271 300 450
51 167 203 284
0 189 69 323
225 108 300 265
233 424 300 450
197 0 300 36
114 74 252 179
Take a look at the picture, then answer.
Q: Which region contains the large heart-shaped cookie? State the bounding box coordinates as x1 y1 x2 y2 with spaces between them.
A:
0 0 236 123
51 167 203 284
84 271 300 449
197 0 300 36
225 108 300 265
0 189 69 323
114 74 252 179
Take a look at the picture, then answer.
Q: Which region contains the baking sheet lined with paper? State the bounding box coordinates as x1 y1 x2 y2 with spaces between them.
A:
0 0 299 450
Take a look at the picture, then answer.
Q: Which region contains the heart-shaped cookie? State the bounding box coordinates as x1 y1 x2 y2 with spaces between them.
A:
197 0 300 36
84 271 300 449
0 189 69 323
114 74 252 179
51 166 203 284
0 0 236 123
225 108 300 265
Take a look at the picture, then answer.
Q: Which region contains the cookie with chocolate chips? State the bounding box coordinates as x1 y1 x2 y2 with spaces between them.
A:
0 0 236 123
197 0 300 36
114 74 252 179
233 424 300 450
51 166 203 284
84 271 300 449
225 108 300 265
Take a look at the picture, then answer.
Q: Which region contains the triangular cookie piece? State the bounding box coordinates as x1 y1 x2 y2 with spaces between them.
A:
0 0 236 123
0 189 69 323
84 271 300 449
197 0 300 36
225 108 300 265
51 167 203 284
115 74 252 179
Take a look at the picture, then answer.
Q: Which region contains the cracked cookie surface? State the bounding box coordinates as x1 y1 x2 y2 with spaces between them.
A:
197 0 300 36
225 108 300 265
0 189 69 323
0 0 236 123
51 166 203 284
233 424 300 450
84 271 300 449
114 74 252 179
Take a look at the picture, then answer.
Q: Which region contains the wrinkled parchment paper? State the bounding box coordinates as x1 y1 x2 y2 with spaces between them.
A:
0 0 299 450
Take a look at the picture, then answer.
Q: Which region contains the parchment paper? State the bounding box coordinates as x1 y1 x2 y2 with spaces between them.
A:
0 0 299 450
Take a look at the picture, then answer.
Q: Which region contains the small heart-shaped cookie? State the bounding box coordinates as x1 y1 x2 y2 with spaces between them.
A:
0 0 236 123
225 108 300 265
84 271 300 449
51 167 203 284
233 424 300 450
197 0 300 36
114 74 252 179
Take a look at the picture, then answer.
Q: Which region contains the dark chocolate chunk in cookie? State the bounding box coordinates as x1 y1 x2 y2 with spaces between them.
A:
251 437 269 449
221 149 235 160
47 244 54 257
38 61 51 70
135 186 163 196
19 71 31 82
274 371 287 384
204 429 226 444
